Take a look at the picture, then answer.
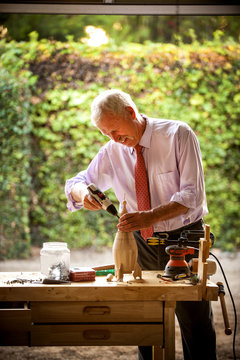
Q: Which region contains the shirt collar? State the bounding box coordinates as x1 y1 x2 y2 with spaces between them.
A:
130 114 152 153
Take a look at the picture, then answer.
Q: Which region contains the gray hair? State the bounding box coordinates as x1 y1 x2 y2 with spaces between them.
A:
91 89 139 126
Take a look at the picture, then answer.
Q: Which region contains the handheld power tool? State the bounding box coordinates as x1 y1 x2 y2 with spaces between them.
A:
164 243 196 278
147 230 214 279
87 183 119 218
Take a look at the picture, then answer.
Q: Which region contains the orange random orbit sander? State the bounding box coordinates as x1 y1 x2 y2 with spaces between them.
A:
147 230 215 280
163 243 196 278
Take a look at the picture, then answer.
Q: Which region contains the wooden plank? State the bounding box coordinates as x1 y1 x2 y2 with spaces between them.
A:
31 300 163 323
205 282 219 301
0 285 201 302
0 272 202 302
31 323 163 346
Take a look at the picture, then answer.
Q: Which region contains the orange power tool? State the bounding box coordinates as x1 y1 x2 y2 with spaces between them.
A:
164 244 197 278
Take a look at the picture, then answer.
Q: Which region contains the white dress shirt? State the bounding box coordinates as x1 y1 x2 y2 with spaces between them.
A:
65 115 208 232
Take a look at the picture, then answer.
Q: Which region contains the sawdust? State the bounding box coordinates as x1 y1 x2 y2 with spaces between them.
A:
0 247 239 360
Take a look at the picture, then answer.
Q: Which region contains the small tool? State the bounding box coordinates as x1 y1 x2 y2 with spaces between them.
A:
87 183 119 218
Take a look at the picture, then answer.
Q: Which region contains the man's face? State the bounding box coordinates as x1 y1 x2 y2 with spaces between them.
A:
97 107 144 147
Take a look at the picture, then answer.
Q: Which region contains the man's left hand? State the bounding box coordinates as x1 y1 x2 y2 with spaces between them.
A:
117 211 153 232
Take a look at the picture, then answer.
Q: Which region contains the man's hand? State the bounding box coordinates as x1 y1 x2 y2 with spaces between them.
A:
71 183 102 211
117 211 153 232
117 202 189 232
83 192 102 211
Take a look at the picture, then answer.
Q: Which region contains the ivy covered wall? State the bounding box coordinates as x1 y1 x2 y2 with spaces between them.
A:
0 32 239 258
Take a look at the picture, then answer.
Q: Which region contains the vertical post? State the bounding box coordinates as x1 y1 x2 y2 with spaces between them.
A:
198 224 211 299
153 345 164 360
204 224 211 258
152 301 176 360
164 301 176 360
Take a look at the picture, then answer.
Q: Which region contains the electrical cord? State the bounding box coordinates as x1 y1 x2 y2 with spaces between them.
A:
209 251 238 360
192 247 238 360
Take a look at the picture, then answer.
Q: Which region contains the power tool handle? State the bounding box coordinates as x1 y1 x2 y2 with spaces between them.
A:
87 184 110 209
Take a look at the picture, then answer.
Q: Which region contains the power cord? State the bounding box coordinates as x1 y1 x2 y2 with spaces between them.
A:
209 251 238 360
191 247 238 360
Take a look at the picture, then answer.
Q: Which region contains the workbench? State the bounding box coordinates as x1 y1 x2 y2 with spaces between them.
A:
0 271 218 360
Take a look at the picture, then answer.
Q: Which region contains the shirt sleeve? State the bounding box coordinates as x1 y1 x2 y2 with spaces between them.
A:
170 125 206 218
64 145 114 212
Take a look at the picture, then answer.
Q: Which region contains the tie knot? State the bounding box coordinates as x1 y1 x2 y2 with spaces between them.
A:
134 144 143 154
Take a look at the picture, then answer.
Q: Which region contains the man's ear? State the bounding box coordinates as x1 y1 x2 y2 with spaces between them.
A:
126 106 136 119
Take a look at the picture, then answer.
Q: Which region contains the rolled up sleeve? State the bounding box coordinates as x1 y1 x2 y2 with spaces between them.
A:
64 145 113 212
170 126 207 222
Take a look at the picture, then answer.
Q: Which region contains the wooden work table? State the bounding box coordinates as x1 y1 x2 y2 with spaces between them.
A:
0 271 218 359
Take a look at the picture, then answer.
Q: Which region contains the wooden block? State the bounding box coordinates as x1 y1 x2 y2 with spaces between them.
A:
190 258 217 275
205 282 219 301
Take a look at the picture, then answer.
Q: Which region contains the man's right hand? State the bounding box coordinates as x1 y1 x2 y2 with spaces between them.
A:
83 192 103 211
71 183 102 211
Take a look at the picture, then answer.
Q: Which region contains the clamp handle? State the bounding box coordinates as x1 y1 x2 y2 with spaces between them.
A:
217 282 232 335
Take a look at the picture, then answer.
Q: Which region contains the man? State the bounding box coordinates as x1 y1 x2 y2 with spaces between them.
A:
65 89 216 360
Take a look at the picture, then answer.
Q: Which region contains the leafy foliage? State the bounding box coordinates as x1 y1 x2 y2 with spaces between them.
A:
1 15 239 44
0 68 35 259
0 33 240 258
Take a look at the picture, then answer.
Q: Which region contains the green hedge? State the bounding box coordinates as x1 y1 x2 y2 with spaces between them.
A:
0 32 240 258
0 68 34 258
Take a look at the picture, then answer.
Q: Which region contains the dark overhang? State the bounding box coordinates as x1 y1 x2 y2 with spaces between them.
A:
0 0 239 15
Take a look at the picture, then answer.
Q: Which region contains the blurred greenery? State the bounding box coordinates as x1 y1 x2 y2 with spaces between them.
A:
0 27 239 259
0 14 239 44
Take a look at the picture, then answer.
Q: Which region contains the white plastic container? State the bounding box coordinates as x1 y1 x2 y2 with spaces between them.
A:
40 242 70 280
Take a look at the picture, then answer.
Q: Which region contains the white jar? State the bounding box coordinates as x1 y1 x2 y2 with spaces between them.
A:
40 242 70 280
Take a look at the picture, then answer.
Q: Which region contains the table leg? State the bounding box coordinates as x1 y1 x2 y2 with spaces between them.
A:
152 301 176 360
153 345 164 360
164 301 176 360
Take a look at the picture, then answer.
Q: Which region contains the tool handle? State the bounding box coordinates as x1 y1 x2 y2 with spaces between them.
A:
87 183 111 209
92 264 115 270
87 183 119 217
217 282 232 335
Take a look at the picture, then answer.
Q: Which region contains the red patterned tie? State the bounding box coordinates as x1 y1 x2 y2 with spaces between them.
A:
134 144 154 240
